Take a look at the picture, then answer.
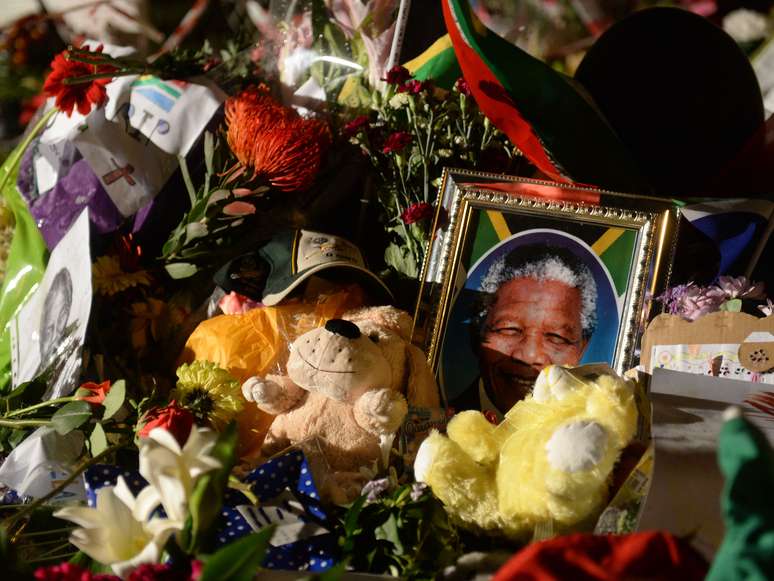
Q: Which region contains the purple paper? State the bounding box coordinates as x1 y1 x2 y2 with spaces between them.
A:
18 154 124 250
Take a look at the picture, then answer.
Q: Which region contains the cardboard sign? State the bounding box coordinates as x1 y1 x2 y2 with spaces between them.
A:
641 312 774 379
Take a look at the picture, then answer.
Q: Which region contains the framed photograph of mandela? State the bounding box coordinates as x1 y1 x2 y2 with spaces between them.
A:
415 174 680 415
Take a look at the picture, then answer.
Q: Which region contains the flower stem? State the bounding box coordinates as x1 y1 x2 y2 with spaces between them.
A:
4 397 76 418
0 419 50 428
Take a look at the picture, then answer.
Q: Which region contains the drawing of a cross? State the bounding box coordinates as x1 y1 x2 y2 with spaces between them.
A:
102 157 136 186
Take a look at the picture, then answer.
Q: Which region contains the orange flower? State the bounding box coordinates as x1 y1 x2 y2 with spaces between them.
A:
225 86 331 192
76 380 111 405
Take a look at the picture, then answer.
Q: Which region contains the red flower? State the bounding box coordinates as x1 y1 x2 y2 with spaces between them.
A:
401 202 433 225
455 77 471 97
128 563 189 581
43 45 116 117
381 131 412 154
383 65 411 85
139 401 194 445
76 380 111 405
225 86 331 192
343 115 370 137
397 79 429 94
34 563 118 581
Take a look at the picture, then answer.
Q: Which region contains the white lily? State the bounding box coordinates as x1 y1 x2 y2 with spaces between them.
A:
54 477 180 578
138 426 222 523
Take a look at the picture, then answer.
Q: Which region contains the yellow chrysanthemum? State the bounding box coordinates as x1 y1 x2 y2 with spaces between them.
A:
92 255 151 296
172 361 243 431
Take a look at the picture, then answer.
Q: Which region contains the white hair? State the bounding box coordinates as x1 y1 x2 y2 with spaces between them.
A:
479 251 597 338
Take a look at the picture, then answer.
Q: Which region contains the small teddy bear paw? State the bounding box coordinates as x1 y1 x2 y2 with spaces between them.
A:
241 376 282 405
355 389 408 435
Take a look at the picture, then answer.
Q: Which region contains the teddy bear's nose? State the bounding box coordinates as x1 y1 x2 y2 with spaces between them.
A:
324 319 361 339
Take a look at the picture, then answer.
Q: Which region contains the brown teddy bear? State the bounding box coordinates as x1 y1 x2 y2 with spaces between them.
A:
241 306 440 502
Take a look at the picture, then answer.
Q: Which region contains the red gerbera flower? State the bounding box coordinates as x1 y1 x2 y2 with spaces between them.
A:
43 45 117 117
225 86 332 192
382 131 413 154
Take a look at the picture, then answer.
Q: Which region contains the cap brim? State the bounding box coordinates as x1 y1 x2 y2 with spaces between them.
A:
262 261 394 306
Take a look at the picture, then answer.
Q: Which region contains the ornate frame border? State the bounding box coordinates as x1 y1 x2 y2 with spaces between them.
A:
413 170 680 385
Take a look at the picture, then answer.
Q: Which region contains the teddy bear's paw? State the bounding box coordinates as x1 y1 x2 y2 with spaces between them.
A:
532 365 583 403
545 420 608 472
241 376 286 410
354 388 408 435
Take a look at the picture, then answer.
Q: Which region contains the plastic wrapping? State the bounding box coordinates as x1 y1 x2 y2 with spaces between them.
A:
246 0 404 110
0 111 54 393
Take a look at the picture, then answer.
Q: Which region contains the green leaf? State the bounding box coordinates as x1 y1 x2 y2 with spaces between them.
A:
198 527 274 581
178 154 198 207
187 422 238 553
101 379 125 420
89 423 108 456
721 298 742 312
165 262 198 279
375 513 404 555
344 495 366 537
384 243 418 278
51 401 91 435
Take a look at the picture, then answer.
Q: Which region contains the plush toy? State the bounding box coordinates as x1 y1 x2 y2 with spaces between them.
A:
414 364 638 539
242 306 440 502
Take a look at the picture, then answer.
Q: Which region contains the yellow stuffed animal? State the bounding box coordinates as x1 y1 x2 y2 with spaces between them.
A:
414 364 638 539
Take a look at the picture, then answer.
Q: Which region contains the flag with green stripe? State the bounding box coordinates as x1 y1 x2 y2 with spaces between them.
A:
403 35 461 89
442 0 651 194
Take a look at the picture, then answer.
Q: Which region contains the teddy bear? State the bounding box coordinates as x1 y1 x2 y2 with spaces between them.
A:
241 306 440 502
414 364 638 539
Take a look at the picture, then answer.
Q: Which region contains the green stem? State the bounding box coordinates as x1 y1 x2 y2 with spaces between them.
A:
4 396 76 418
3 443 124 528
0 419 50 428
61 69 142 85
18 526 74 538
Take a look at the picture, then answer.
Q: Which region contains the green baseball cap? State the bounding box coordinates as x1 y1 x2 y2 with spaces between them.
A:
257 229 394 306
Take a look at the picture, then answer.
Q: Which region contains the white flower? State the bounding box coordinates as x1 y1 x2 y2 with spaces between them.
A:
138 426 221 523
55 477 180 577
389 92 410 109
437 149 453 158
723 9 769 43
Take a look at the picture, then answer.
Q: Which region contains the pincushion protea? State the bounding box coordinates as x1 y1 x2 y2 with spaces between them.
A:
225 86 331 192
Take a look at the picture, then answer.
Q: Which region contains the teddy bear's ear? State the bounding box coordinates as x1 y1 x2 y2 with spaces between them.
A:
343 306 413 340
405 343 441 408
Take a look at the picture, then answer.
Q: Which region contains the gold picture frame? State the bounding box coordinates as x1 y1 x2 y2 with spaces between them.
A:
413 170 679 411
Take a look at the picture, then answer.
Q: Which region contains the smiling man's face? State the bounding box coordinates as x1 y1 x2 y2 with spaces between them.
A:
479 277 588 413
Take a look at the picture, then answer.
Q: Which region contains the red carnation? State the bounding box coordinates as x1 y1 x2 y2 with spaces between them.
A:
397 79 429 94
34 562 118 581
128 563 190 581
455 77 471 97
138 401 194 445
401 202 433 225
43 45 117 117
343 115 370 137
383 65 411 85
382 131 412 154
